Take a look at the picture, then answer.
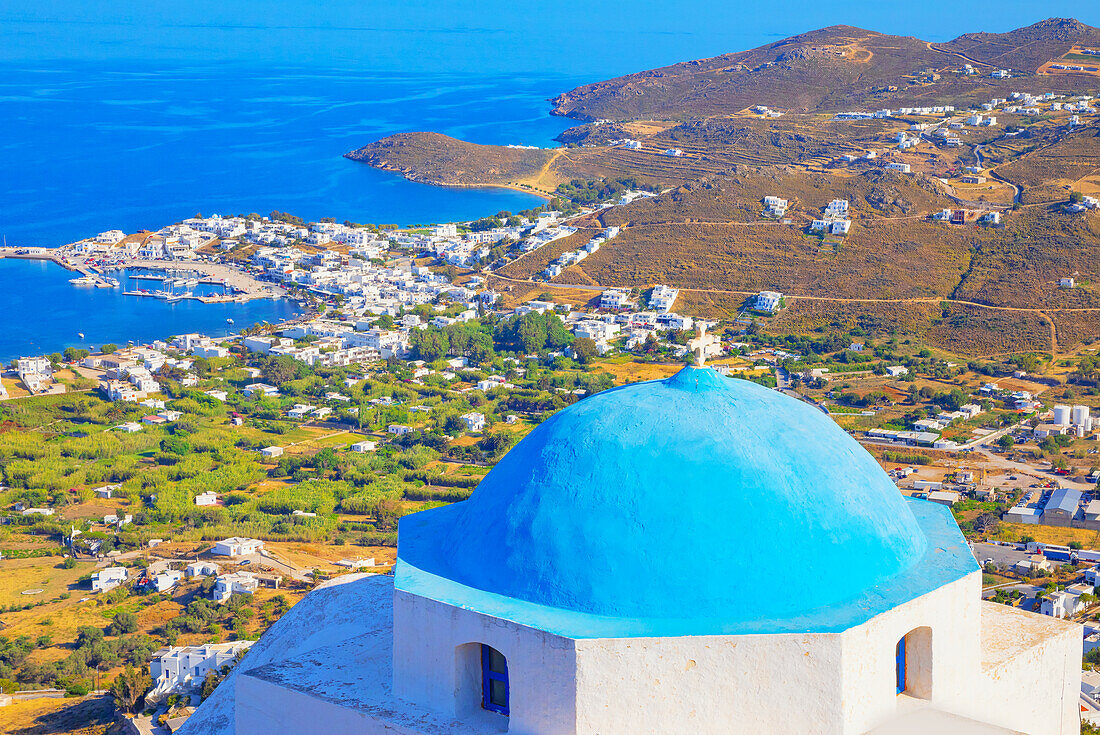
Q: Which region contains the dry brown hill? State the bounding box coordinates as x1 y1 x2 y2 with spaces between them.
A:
942 18 1100 72
549 19 1100 122
345 132 557 187
550 25 945 120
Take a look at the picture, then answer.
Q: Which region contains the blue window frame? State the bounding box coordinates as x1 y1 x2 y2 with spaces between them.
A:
895 636 906 695
481 644 509 716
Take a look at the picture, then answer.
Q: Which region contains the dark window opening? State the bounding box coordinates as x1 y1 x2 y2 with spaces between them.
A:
895 636 906 695
481 644 509 716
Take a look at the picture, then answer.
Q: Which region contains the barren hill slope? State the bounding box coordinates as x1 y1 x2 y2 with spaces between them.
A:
942 18 1100 71
549 19 1100 121
550 25 944 120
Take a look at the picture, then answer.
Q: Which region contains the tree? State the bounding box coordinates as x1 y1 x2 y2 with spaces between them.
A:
412 328 449 362
101 344 118 354
111 666 151 713
997 435 1015 452
572 337 598 364
201 670 223 700
160 435 192 456
974 513 1000 535
516 312 549 353
109 611 138 636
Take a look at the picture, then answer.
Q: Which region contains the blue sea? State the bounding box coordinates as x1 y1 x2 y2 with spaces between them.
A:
0 1 1087 359
0 64 582 248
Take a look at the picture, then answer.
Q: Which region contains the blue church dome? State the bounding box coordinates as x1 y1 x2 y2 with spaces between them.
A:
397 366 976 638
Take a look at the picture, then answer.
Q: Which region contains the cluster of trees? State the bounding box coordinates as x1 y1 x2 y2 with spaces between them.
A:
409 321 495 363
1 622 159 695
469 210 525 232
908 386 970 411
1073 354 1100 387
408 311 575 363
492 311 572 354
553 177 658 205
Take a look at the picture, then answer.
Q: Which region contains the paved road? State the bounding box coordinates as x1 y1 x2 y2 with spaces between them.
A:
971 541 1029 568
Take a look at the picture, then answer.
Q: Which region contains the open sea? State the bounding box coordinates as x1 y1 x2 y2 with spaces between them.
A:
0 63 584 360
0 1 1088 360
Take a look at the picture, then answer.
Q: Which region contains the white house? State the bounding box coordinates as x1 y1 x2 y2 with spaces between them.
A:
388 425 413 436
195 491 219 507
213 571 260 602
151 570 183 593
648 285 679 313
91 567 128 592
600 289 630 310
754 291 783 313
461 412 486 433
350 440 377 453
149 641 255 700
186 561 221 578
1040 583 1095 619
212 538 265 557
260 446 284 459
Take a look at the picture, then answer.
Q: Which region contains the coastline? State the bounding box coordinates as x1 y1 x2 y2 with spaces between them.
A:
352 161 557 203
0 247 287 303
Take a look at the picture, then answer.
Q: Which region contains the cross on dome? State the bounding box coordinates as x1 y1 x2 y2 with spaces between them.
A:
688 323 718 367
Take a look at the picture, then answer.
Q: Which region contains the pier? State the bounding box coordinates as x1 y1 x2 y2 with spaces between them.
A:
0 248 286 302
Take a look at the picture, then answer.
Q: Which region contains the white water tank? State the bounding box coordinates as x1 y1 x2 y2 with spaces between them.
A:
1053 405 1071 426
1072 405 1090 426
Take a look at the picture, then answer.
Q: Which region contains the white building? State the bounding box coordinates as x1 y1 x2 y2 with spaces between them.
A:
754 291 783 313
195 491 219 507
647 285 679 313
212 537 265 557
461 412 486 433
260 446 284 459
91 567 128 592
186 364 1082 735
600 288 630 310
17 356 51 382
350 440 377 453
186 561 221 578
151 570 183 593
213 571 260 602
150 641 255 699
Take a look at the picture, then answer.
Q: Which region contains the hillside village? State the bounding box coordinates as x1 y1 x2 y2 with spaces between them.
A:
4 15 1100 735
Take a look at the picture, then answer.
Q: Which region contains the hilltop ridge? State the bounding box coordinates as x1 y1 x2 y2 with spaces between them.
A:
549 18 1100 121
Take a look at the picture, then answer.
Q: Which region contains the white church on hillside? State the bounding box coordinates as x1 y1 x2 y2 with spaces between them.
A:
182 364 1082 735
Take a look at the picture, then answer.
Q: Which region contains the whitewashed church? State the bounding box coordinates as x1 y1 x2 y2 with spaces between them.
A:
182 364 1082 735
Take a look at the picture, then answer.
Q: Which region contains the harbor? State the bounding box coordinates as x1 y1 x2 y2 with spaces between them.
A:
0 247 287 303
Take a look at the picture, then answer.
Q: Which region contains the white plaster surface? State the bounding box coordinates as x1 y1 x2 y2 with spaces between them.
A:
181 570 1082 735
575 632 844 734
393 589 577 735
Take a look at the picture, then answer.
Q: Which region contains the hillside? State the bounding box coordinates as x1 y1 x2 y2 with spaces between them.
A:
345 19 1100 354
549 20 1100 121
549 26 945 120
345 132 557 188
942 18 1100 71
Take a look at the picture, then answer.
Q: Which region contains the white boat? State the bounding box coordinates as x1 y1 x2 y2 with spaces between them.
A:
69 276 97 286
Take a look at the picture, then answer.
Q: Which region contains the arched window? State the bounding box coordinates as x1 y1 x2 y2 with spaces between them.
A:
481 644 509 716
895 627 932 699
895 637 906 695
